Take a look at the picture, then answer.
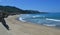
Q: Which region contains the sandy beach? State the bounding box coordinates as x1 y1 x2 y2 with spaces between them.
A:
3 15 60 35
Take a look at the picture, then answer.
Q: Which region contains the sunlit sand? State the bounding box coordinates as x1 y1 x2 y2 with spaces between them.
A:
3 15 60 35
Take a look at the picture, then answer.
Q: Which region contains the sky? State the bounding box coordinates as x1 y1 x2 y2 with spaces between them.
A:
0 0 60 12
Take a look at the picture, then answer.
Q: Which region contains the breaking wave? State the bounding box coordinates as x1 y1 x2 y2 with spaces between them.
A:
46 18 60 22
18 14 60 27
19 17 26 22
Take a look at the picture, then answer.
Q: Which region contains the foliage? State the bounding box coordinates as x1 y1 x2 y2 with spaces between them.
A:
0 6 48 14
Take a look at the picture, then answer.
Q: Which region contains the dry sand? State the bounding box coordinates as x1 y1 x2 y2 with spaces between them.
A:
4 15 60 35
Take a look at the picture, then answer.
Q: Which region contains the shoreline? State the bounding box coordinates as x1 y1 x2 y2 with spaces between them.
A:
18 17 60 30
19 14 60 27
5 15 60 35
19 20 60 30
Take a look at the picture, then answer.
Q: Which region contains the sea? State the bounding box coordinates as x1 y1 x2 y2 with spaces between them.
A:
18 13 60 28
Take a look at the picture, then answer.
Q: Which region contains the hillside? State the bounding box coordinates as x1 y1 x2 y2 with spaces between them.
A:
0 6 47 14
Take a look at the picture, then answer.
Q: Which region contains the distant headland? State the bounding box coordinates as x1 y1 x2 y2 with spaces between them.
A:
0 6 48 14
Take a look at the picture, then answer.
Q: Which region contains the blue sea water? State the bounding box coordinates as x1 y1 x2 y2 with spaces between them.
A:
18 13 60 27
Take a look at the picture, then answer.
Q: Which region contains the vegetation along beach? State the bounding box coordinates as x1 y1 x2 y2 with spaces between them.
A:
0 6 60 35
0 0 60 35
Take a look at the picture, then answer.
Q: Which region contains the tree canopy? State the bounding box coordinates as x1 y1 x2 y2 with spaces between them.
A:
0 6 48 14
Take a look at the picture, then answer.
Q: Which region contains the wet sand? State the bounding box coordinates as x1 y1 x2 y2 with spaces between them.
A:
4 15 60 35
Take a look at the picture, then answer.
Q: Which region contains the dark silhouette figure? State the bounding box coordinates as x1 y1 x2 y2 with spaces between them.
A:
0 18 9 30
0 12 9 30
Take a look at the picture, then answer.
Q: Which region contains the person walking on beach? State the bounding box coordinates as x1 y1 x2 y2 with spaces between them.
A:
0 12 9 30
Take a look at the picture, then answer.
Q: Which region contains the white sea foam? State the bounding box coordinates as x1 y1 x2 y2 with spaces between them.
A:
32 15 45 18
33 15 40 18
19 17 26 22
46 18 60 22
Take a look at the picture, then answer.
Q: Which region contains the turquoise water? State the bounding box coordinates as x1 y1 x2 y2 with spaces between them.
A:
19 13 60 27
